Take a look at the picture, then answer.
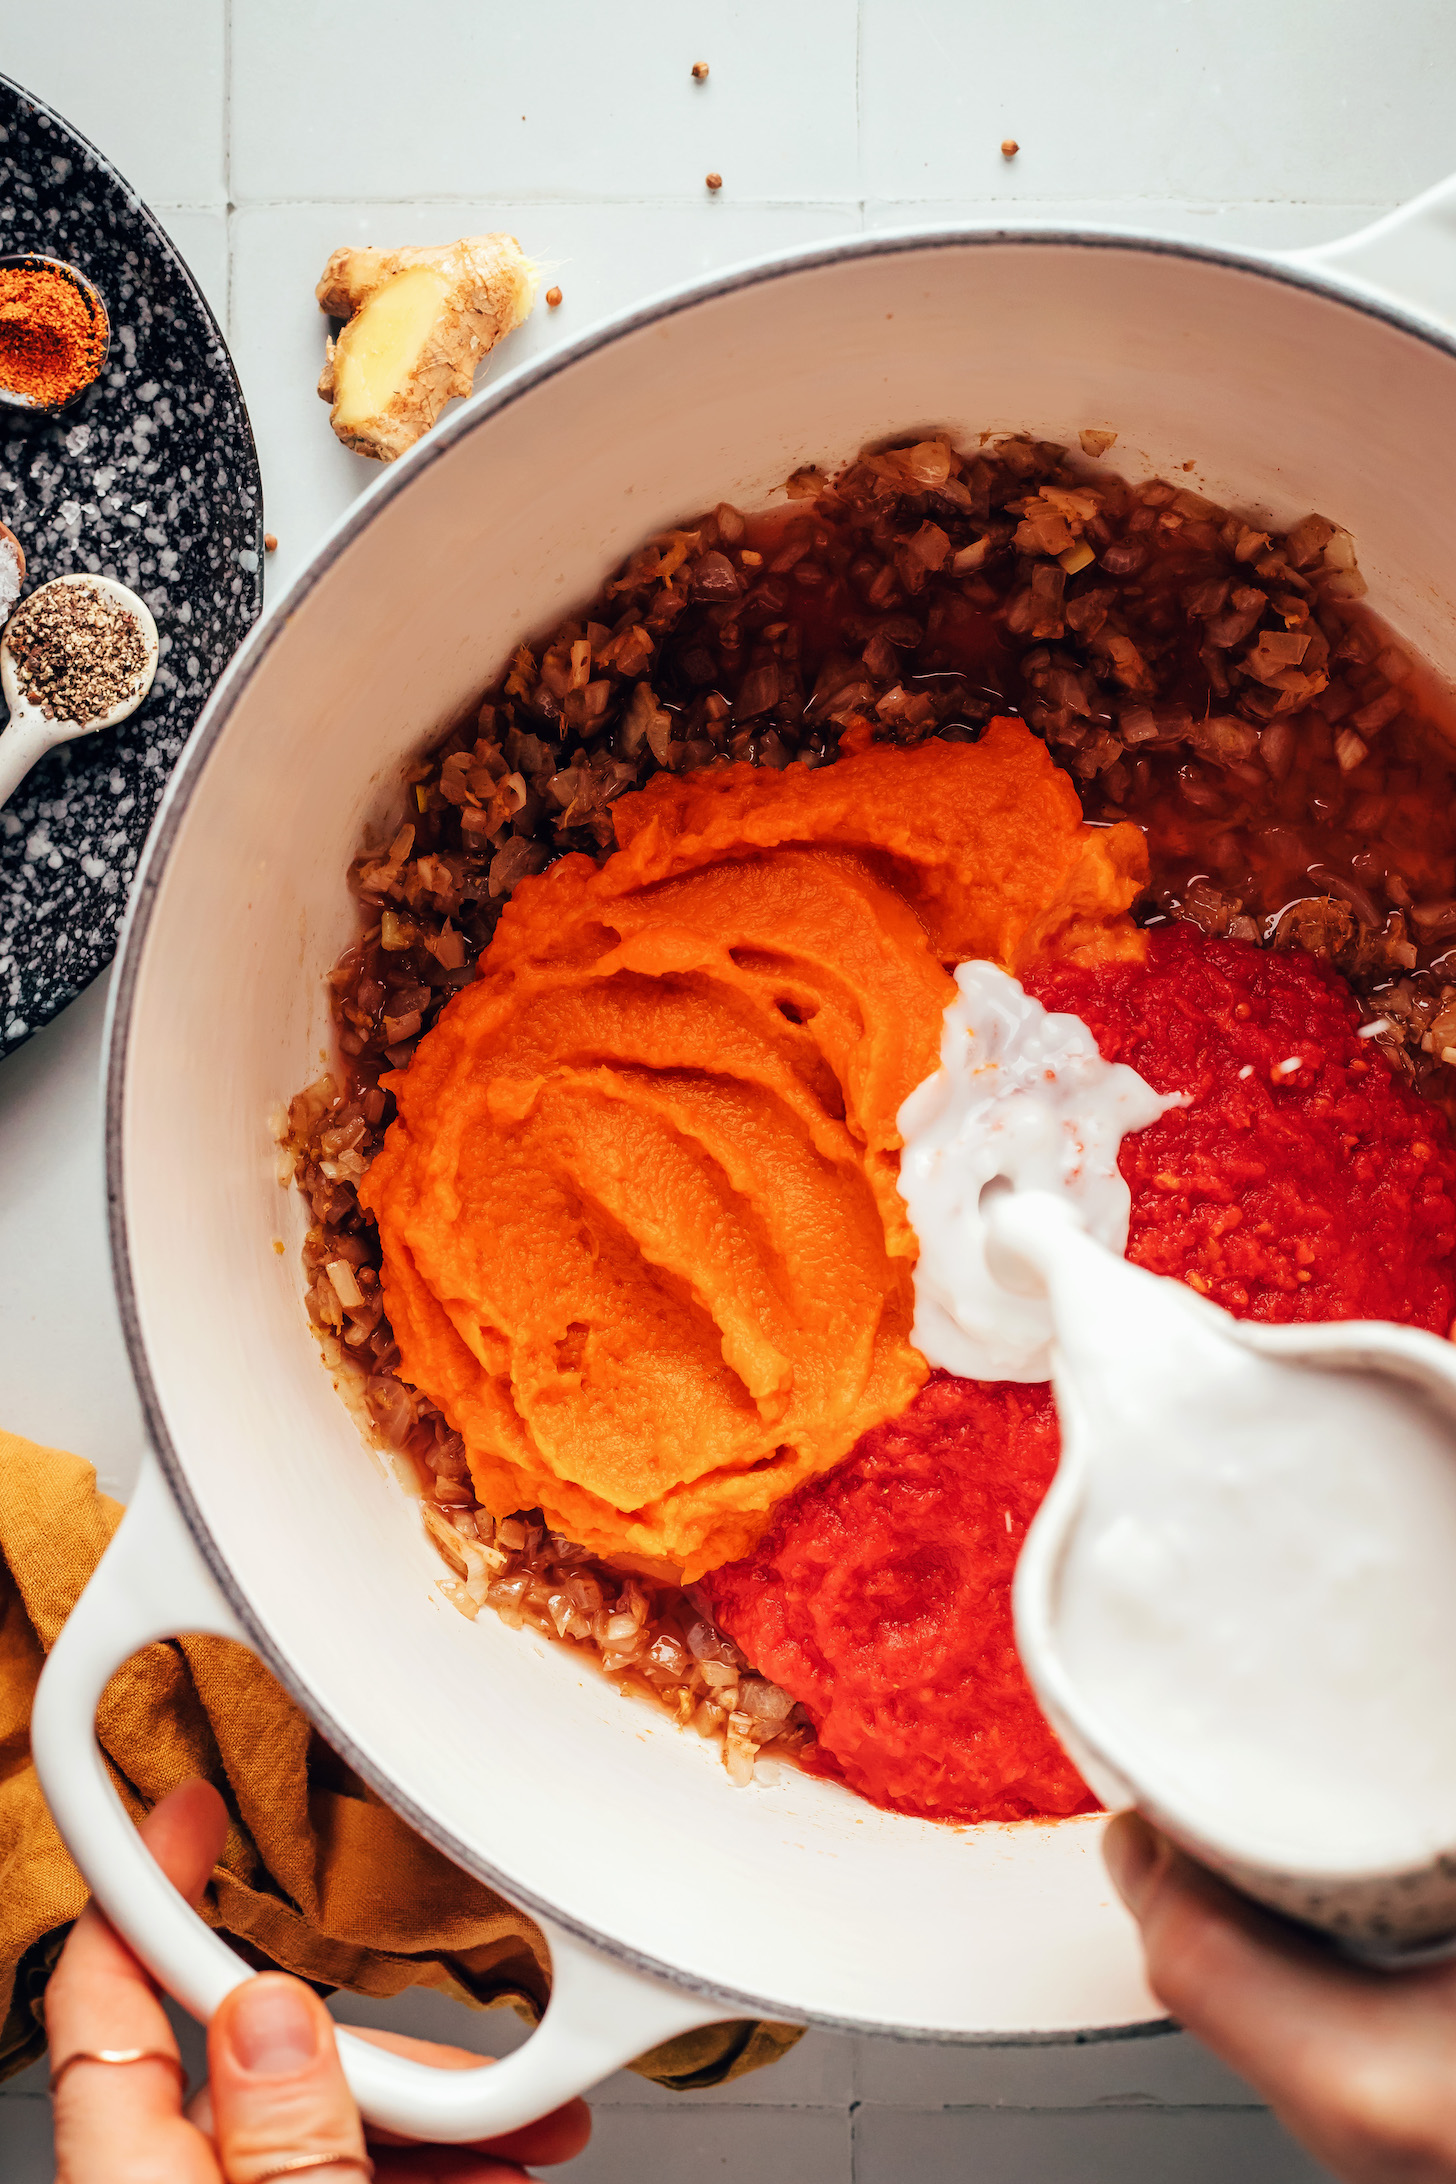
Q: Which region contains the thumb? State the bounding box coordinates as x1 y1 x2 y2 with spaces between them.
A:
208 1973 368 2183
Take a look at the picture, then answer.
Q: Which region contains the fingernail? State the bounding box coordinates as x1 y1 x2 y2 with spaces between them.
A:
1104 1813 1169 1915
226 1978 321 2076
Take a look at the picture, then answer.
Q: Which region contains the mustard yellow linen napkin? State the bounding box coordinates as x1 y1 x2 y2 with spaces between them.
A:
0 1431 799 2087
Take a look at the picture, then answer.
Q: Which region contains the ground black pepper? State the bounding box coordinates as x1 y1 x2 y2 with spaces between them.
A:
5 578 148 723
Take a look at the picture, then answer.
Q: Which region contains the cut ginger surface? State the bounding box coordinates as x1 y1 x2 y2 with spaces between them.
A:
360 720 1147 1577
316 235 538 462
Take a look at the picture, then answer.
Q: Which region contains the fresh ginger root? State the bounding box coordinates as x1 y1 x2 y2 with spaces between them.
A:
316 235 538 462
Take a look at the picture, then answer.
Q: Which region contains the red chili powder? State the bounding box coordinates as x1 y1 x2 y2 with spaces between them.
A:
709 929 1456 1825
0 263 106 410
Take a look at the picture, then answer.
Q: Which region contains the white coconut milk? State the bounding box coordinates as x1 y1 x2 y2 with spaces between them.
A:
896 960 1182 1381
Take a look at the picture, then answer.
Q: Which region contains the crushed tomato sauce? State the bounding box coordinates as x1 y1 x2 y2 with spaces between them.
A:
1031 927 1456 1332
705 1375 1086 1824
710 930 1456 1824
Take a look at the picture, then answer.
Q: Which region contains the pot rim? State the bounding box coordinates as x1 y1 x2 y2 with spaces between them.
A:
102 220 1456 2041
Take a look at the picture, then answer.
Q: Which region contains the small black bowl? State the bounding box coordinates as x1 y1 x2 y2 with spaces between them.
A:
0 73 263 1054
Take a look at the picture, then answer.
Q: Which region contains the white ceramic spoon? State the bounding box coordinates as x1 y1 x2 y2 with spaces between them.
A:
0 573 159 807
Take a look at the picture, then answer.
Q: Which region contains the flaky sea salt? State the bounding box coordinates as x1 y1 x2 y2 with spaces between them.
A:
0 528 22 619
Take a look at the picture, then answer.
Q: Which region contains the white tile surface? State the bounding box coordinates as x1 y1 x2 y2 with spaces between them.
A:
0 2096 50 2175
0 971 147 1500
854 2027 1255 2110
853 2104 1336 2183
860 0 1456 208
591 2027 854 2111
7 3 1456 2180
556 2103 852 2183
229 0 860 205
0 0 225 207
150 206 231 325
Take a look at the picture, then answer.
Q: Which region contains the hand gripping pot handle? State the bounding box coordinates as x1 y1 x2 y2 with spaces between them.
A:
30 1454 730 2142
1281 171 1456 334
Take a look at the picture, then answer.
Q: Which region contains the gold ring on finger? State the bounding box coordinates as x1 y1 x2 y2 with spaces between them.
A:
48 2048 188 2097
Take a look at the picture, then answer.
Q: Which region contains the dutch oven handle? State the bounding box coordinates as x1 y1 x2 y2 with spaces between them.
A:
31 1452 732 2142
1280 171 1456 332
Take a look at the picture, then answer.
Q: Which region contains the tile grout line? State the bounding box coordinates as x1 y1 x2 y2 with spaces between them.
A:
225 194 869 211
216 191 1393 216
583 2102 851 2113
856 2100 1272 2115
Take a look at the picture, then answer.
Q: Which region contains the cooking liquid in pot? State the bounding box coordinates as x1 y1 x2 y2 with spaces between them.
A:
283 431 1456 1823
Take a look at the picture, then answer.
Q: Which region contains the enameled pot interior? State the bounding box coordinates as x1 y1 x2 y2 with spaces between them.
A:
112 235 1456 2039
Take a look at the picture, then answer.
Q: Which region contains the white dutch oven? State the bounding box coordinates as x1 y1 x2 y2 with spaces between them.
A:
28 179 1456 2142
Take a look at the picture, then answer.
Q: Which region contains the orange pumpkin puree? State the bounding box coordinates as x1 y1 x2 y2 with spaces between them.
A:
360 719 1147 1578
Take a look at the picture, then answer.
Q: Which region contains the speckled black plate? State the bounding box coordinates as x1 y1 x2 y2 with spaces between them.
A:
0 74 262 1054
